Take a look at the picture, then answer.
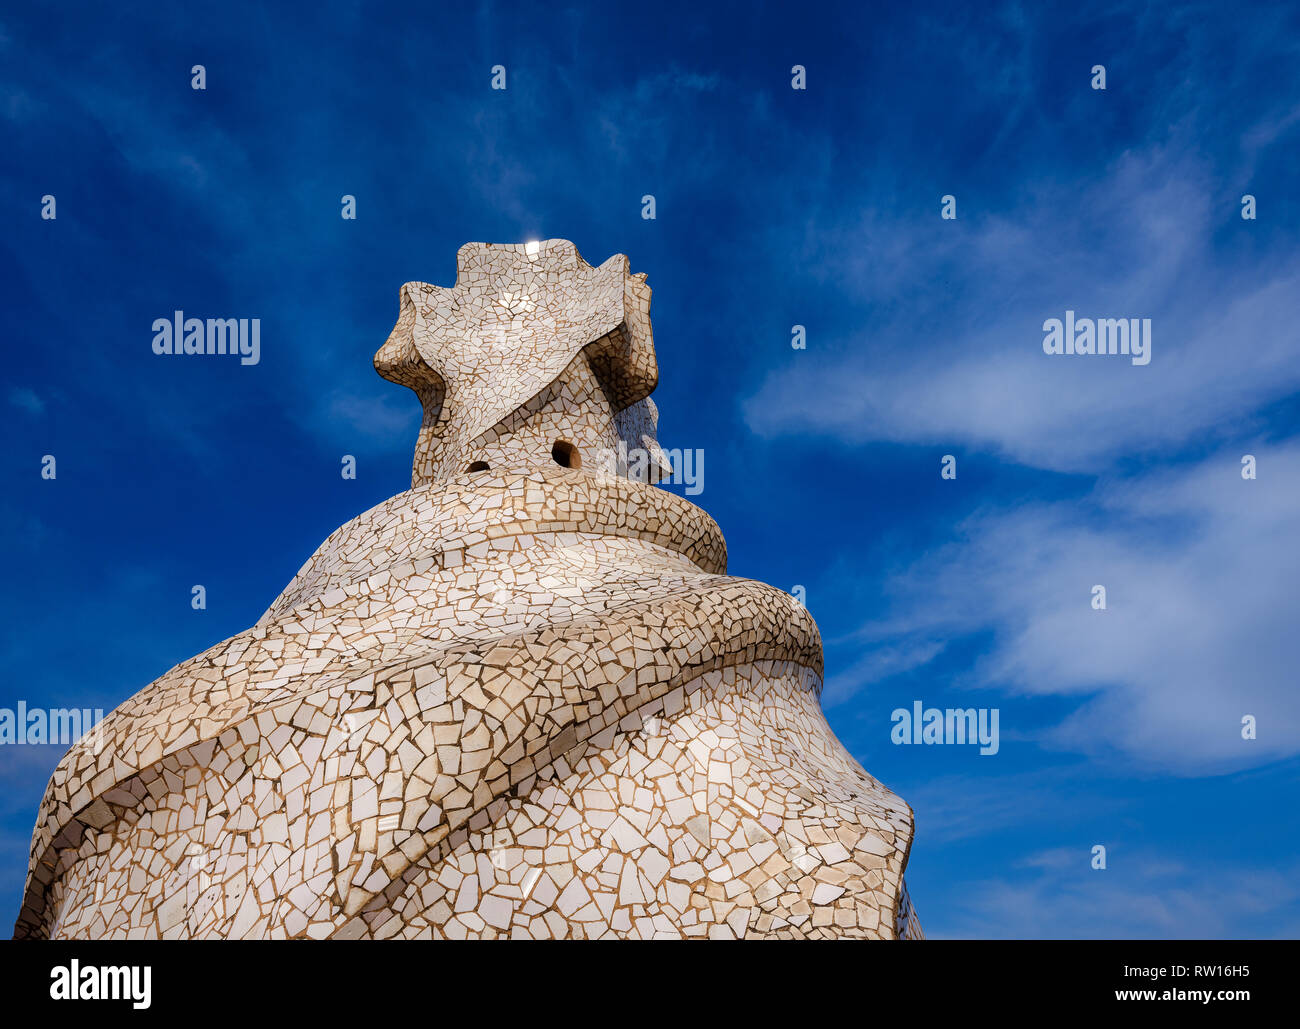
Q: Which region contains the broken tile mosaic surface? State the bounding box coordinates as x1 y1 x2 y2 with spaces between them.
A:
15 240 921 940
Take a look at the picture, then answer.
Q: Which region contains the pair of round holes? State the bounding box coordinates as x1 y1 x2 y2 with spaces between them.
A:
465 440 580 474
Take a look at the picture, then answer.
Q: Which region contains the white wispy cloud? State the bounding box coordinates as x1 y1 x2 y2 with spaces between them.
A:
823 639 945 708
900 767 1128 845
323 389 421 442
834 441 1300 773
741 128 1300 472
934 846 1300 939
8 387 44 415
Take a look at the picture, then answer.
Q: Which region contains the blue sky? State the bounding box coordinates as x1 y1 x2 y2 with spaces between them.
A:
3 0 1299 937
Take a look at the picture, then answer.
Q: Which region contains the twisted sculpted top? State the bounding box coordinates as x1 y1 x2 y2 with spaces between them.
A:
15 240 920 940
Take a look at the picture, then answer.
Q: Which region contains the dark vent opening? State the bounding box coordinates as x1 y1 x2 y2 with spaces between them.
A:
551 440 580 469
